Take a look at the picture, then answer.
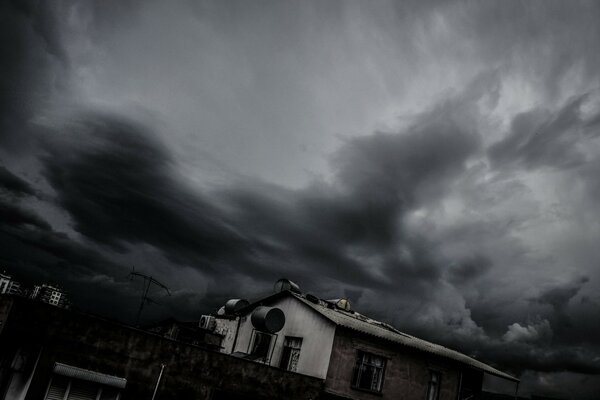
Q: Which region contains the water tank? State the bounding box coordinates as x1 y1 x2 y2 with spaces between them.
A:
224 299 249 315
336 298 351 312
251 306 285 333
274 278 300 293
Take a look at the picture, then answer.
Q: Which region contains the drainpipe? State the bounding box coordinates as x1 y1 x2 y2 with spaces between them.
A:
151 364 165 400
17 347 43 400
514 381 520 400
231 317 241 353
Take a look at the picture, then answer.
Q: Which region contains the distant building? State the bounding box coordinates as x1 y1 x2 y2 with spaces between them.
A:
31 284 69 308
0 272 21 296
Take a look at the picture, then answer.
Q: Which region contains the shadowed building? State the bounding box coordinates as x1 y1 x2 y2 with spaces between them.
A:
0 295 322 400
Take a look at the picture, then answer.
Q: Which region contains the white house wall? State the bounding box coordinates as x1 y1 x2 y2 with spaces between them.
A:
233 296 336 379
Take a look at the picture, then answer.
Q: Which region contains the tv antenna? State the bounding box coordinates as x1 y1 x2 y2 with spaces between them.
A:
128 266 171 327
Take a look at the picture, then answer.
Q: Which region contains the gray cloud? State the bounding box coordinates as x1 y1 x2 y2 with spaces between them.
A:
489 95 593 170
2 1 600 398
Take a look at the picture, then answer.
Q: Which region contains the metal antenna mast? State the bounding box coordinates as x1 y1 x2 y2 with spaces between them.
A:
128 267 171 327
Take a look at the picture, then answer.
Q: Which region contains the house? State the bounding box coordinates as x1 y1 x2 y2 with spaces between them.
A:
211 279 519 400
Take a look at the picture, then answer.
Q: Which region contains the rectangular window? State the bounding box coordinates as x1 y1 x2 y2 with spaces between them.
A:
351 351 386 393
249 331 274 361
45 376 121 400
279 337 302 372
427 370 441 400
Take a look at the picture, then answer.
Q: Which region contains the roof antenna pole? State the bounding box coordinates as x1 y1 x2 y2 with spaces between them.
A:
128 267 171 327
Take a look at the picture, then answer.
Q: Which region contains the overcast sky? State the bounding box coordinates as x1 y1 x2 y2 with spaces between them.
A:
2 0 600 397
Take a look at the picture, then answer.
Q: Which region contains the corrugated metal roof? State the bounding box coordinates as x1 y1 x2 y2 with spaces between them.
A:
53 363 127 388
291 293 518 382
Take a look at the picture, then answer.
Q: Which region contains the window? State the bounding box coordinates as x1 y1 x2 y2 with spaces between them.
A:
249 331 274 361
426 370 441 400
45 376 121 400
279 337 302 372
351 351 386 392
46 363 125 400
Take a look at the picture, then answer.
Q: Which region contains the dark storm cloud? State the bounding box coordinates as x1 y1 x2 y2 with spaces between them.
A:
489 95 593 170
0 0 67 150
41 113 251 270
534 276 589 312
39 95 479 293
0 165 35 197
0 167 136 319
447 254 493 284
2 1 600 398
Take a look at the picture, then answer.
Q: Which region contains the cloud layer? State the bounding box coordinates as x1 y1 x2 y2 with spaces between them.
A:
2 1 600 398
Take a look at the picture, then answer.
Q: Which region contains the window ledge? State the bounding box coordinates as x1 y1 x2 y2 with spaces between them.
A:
350 386 384 397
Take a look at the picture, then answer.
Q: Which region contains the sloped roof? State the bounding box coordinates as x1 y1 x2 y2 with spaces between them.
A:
241 290 517 382
291 293 518 382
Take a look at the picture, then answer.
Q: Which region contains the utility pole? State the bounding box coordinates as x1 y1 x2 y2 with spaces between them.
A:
128 267 171 327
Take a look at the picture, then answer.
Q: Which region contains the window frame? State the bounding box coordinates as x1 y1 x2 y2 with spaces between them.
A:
247 329 276 363
279 336 303 372
43 375 122 400
350 350 387 394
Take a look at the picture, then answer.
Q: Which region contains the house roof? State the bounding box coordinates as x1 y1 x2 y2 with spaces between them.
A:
241 290 518 382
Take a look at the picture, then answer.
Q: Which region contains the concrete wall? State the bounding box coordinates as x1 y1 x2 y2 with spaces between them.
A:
0 296 323 400
233 296 336 379
324 328 461 400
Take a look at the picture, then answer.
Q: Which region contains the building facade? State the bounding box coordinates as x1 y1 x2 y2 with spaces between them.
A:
212 282 519 400
30 284 69 308
0 273 21 296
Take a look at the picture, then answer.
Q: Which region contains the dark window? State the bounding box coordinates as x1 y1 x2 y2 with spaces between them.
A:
427 370 441 400
279 337 302 372
45 376 121 400
249 331 273 361
351 351 386 392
